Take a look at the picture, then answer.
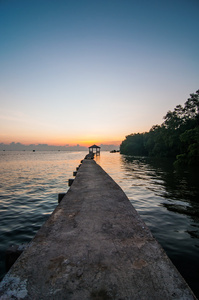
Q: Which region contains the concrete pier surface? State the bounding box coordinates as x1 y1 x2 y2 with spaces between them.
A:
0 159 196 299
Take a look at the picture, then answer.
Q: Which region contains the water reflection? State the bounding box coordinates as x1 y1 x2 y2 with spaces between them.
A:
123 155 199 217
98 152 199 298
0 151 86 280
1 151 199 297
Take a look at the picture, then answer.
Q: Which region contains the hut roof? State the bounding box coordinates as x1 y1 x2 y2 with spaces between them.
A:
88 144 101 149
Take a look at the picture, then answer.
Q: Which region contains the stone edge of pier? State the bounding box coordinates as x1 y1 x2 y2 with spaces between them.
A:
0 157 197 299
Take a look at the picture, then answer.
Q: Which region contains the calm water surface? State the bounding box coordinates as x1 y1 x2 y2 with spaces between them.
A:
96 152 199 298
0 151 84 276
0 151 199 297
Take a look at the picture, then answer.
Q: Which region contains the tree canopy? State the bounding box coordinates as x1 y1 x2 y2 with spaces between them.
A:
120 90 199 166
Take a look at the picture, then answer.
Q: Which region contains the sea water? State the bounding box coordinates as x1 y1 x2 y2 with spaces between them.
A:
0 151 199 297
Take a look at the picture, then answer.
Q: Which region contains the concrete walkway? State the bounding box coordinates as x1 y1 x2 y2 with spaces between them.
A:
0 159 196 299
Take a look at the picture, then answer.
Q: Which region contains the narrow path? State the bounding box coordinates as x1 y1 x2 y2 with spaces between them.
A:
0 159 196 299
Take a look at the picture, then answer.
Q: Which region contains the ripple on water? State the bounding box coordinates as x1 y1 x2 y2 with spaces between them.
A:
0 151 199 297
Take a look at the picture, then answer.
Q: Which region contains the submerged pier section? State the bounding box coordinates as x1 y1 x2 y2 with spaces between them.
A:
0 159 196 299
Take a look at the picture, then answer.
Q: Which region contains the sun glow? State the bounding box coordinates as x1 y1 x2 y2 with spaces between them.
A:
1 1 198 153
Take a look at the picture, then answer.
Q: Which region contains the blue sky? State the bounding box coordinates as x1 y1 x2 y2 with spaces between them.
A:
0 0 198 146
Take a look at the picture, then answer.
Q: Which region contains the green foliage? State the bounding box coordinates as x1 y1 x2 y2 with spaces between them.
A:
120 133 148 156
120 90 199 165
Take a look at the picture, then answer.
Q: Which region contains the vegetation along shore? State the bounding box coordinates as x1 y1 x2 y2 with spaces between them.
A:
120 90 199 166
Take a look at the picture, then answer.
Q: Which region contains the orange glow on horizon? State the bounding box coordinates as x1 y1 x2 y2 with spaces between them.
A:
0 137 122 147
74 139 122 147
28 136 123 147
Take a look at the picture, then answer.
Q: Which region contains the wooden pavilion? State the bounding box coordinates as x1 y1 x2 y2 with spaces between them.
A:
88 144 101 155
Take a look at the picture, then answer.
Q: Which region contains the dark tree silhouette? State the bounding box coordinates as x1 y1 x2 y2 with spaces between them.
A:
120 90 199 166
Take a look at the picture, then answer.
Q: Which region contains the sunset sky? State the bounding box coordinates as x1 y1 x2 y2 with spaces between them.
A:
0 0 198 147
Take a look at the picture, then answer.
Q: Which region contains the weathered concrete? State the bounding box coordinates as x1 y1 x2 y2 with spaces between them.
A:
0 159 196 299
68 178 74 186
85 153 95 159
5 244 28 272
58 193 66 204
